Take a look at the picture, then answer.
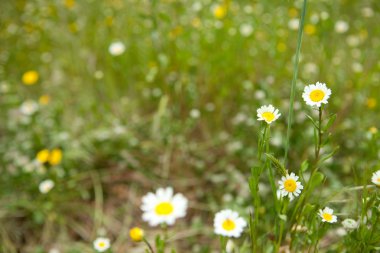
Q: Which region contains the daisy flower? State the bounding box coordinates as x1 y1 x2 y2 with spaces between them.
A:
39 179 55 194
257 105 281 124
141 187 188 226
214 209 247 238
278 173 303 201
371 170 380 186
93 237 111 252
319 207 338 223
342 218 358 230
302 82 332 107
20 100 38 115
108 41 125 56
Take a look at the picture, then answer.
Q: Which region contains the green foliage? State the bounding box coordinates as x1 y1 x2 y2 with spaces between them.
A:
0 0 379 252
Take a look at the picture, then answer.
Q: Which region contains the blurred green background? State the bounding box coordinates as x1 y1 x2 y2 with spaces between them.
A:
0 0 379 252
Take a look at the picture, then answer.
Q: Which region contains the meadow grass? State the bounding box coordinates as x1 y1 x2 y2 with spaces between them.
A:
0 0 380 252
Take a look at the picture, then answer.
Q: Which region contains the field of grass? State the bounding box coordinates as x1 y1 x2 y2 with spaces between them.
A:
1 0 380 252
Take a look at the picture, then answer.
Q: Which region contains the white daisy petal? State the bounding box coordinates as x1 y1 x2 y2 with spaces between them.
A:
371 170 380 186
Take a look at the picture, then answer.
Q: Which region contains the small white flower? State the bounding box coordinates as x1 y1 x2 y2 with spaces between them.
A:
141 187 188 226
278 173 303 201
20 100 38 115
371 170 380 186
48 248 60 253
302 82 332 107
352 62 363 73
320 12 329 20
335 20 349 34
319 207 338 223
39 179 54 194
257 105 281 124
190 109 200 119
108 41 125 56
214 209 247 238
288 19 299 30
342 218 359 230
93 237 111 252
239 23 253 37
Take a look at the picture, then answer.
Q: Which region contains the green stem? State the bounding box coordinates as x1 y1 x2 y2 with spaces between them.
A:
284 0 308 166
143 238 155 253
290 107 323 249
220 236 227 253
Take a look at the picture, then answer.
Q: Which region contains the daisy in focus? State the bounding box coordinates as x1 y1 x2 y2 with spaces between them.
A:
302 82 332 107
278 172 303 201
141 187 188 226
93 237 111 252
214 209 247 238
371 170 380 186
319 207 338 223
257 104 281 124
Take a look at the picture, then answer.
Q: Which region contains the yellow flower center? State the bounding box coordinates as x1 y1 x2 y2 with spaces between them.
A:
309 89 325 102
155 202 174 215
377 177 380 183
322 213 333 222
222 219 236 231
98 242 105 248
284 179 297 192
262 112 275 122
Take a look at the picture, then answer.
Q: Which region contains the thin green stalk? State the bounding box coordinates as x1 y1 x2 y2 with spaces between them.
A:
249 124 269 253
220 236 227 253
284 0 308 166
290 107 323 249
143 238 155 253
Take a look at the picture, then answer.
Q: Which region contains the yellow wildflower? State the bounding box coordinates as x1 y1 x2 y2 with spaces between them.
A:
22 71 39 85
64 0 75 9
213 5 227 19
39 95 51 105
305 24 316 35
36 149 50 163
366 98 377 109
49 149 63 166
129 227 144 242
288 8 298 18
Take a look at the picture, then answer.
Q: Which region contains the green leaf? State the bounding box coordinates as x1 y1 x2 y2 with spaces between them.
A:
303 203 316 216
318 146 339 165
323 113 337 131
306 114 319 130
309 172 325 192
300 160 309 172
